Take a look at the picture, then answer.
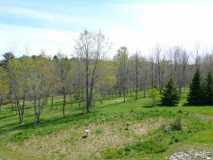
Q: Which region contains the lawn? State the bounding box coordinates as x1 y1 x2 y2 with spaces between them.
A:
0 92 213 160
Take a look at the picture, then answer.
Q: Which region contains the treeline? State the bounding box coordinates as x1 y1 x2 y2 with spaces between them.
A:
0 30 213 125
160 69 213 107
188 69 213 105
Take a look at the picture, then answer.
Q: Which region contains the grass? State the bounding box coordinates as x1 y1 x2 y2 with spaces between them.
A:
0 91 213 159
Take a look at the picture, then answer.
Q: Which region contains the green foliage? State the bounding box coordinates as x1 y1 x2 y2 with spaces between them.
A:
148 88 160 107
0 67 9 96
188 70 213 105
102 136 169 159
162 117 182 132
102 110 211 160
102 147 128 159
0 91 213 160
130 135 170 154
161 79 180 106
95 127 104 135
114 47 129 102
0 52 15 69
188 69 203 105
170 117 182 131
203 72 213 105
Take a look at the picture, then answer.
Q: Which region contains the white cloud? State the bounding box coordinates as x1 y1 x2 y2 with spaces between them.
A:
107 3 213 56
141 4 213 46
0 5 92 26
0 25 78 57
1 3 213 57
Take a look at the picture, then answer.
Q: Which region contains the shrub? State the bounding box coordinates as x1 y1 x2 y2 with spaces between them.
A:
149 88 160 107
170 117 182 131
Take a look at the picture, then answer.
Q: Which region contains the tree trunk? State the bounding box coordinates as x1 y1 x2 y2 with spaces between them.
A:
88 67 96 111
85 51 90 113
20 97 25 126
143 80 146 97
15 97 25 126
151 61 154 88
33 97 41 125
33 97 37 125
51 96 54 109
135 56 139 100
123 88 126 103
62 93 66 117
0 97 2 112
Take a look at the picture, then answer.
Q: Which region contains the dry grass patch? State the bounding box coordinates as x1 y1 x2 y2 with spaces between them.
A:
7 117 168 160
131 117 168 136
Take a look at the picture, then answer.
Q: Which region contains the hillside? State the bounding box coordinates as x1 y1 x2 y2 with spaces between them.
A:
0 94 213 160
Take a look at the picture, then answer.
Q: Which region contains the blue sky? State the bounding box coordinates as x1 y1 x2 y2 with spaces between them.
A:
1 0 213 57
0 0 145 32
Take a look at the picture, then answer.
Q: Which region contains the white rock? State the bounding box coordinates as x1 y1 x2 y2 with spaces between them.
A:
169 150 213 160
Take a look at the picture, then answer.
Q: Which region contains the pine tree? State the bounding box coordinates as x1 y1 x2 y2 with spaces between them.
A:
188 69 203 105
204 72 213 105
161 78 180 106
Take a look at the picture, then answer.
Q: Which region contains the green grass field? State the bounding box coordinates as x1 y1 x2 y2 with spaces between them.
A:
0 93 213 160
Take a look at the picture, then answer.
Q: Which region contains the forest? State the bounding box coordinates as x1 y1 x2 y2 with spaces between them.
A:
0 30 213 160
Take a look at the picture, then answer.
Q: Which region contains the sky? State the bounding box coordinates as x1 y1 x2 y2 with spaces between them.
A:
1 0 213 58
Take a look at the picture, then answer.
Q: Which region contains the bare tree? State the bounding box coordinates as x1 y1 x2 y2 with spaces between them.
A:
0 67 9 112
135 52 139 100
180 50 189 91
115 46 129 103
8 58 28 125
54 53 72 117
27 56 51 125
150 56 155 88
75 30 108 113
140 57 149 97
154 47 162 91
129 52 140 100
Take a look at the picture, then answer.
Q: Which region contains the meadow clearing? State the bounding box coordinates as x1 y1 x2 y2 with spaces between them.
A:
0 92 212 160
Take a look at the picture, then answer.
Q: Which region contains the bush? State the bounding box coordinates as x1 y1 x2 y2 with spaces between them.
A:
103 135 169 159
171 117 182 131
148 88 160 107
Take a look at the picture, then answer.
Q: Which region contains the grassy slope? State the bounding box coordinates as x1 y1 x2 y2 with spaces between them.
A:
0 93 212 160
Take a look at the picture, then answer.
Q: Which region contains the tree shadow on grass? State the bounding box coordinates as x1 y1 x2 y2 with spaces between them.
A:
183 103 213 107
0 113 16 121
142 103 164 108
2 111 100 141
96 101 125 110
142 105 156 108
0 122 19 135
23 112 95 129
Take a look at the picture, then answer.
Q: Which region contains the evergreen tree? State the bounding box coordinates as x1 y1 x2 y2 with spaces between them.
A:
161 78 180 106
188 69 203 105
204 72 213 105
